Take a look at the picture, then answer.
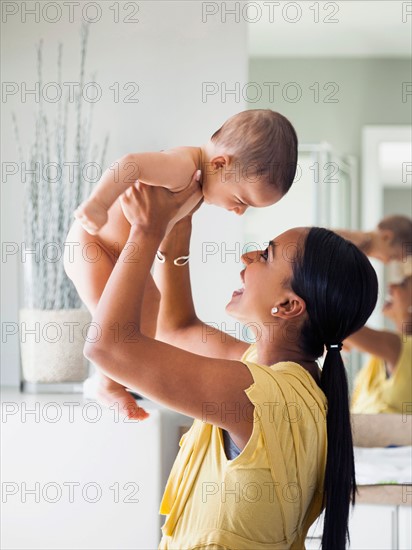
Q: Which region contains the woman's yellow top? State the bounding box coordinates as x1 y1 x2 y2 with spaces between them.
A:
351 334 412 414
158 344 328 550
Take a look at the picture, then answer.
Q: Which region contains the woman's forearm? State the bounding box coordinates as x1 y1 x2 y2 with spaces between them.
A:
334 229 373 255
345 326 402 369
141 273 160 338
153 218 199 338
85 225 161 358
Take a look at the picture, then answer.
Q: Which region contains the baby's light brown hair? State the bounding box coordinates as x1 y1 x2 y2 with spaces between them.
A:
378 215 412 248
210 109 298 196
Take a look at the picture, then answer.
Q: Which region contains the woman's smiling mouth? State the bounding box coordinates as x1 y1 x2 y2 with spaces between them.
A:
232 288 244 297
232 270 246 297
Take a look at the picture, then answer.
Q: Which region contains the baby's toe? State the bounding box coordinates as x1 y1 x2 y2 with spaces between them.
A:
130 407 149 421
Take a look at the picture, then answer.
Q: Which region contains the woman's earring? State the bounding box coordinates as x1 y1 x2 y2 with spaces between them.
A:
271 307 279 315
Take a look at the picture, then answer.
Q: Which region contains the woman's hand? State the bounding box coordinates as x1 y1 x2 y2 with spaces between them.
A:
119 170 202 237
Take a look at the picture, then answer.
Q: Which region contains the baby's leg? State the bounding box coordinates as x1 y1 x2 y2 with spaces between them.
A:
73 160 139 235
64 220 115 314
64 219 152 420
73 196 109 236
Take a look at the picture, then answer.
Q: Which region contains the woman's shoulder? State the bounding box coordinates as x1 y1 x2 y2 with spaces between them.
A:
240 355 327 415
401 333 412 346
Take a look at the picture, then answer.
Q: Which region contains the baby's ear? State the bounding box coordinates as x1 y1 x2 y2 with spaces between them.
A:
211 154 230 170
380 228 395 244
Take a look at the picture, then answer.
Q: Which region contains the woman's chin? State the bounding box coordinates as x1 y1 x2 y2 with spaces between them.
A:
382 301 393 316
225 301 237 316
225 296 243 318
382 306 397 325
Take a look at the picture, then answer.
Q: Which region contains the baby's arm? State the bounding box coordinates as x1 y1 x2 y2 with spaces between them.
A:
74 147 198 235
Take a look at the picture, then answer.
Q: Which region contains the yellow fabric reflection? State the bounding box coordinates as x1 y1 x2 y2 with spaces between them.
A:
351 335 412 414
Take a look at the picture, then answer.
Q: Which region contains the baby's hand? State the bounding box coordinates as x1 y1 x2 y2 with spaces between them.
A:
73 198 109 235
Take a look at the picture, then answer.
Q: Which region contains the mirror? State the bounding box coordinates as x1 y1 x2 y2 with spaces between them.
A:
362 126 412 330
245 21 411 440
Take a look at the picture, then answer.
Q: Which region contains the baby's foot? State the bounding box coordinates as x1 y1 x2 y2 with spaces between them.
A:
96 373 149 421
74 198 109 235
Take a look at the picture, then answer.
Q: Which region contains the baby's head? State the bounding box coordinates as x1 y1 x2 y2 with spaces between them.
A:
202 109 298 214
374 215 412 263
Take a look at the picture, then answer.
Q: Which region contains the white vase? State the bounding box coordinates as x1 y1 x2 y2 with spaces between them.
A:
19 308 92 383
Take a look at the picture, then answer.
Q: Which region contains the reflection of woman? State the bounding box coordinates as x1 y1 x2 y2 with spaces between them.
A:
348 264 412 414
336 215 411 263
84 175 378 549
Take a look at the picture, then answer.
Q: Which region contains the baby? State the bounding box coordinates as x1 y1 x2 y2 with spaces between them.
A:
74 109 298 232
65 109 298 418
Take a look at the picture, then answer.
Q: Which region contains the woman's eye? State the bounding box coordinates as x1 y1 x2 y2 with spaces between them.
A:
260 248 269 261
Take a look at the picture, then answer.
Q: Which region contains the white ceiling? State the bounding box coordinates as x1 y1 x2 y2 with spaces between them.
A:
248 1 412 57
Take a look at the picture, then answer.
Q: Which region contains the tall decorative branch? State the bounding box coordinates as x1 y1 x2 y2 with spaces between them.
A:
13 23 109 310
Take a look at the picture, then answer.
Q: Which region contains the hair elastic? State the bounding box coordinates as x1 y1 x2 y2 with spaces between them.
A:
326 343 343 352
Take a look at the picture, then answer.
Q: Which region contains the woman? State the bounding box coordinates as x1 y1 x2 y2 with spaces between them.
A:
335 215 411 263
83 174 378 549
348 264 412 414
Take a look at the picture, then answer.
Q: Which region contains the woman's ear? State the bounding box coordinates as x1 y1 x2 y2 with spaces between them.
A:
273 293 307 320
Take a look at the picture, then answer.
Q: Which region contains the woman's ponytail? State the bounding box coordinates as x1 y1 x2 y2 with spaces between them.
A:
320 346 356 549
290 227 378 550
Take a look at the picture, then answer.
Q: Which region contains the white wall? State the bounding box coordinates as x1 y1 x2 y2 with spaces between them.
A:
248 57 411 232
249 57 411 159
1 2 247 385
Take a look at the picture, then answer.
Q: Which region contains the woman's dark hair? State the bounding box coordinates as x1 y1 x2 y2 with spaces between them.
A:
290 227 378 550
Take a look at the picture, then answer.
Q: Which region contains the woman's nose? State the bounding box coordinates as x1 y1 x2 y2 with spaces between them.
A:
241 249 259 265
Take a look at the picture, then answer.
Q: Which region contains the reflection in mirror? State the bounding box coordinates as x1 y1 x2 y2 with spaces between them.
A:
380 140 412 330
346 127 412 418
362 126 412 328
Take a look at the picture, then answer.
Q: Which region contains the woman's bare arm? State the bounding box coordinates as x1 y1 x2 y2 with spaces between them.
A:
84 185 253 446
64 216 159 337
333 229 372 255
83 200 254 445
345 326 402 374
153 215 249 360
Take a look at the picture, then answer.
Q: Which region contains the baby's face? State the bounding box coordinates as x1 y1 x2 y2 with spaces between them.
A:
375 231 404 263
202 173 282 215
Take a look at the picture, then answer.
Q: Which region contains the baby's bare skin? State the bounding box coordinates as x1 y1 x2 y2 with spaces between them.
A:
66 199 154 421
74 197 109 236
74 147 202 234
66 180 202 419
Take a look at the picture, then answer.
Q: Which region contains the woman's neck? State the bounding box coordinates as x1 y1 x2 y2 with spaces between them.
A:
255 340 321 385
